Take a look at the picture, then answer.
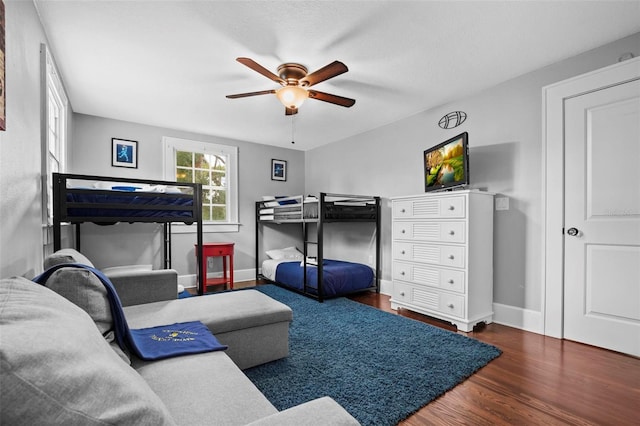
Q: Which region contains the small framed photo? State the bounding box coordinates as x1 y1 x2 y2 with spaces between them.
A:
112 138 138 168
271 159 287 181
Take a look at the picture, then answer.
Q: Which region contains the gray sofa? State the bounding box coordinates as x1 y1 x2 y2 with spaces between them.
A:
0 251 360 425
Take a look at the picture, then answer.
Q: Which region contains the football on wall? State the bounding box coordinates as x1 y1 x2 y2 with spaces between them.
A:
438 111 467 129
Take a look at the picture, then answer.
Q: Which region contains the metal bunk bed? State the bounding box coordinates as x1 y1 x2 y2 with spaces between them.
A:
255 192 381 302
52 172 204 292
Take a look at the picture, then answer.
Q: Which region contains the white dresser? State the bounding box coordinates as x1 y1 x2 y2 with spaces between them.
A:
390 190 494 332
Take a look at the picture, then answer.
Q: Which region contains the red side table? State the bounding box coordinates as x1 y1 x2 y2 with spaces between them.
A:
195 242 234 293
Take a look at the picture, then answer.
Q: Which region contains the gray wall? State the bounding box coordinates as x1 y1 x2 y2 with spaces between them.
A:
0 1 50 278
305 32 640 312
71 113 304 277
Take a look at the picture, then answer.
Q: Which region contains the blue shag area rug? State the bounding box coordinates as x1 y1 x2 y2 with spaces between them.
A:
244 285 501 426
178 290 192 299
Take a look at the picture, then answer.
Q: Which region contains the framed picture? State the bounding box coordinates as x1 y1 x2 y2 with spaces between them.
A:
271 159 287 181
112 138 138 168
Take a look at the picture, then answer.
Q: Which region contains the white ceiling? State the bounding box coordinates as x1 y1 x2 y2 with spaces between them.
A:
34 1 640 151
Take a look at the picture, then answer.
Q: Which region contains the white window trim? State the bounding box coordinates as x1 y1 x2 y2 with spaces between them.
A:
163 136 239 233
41 44 69 240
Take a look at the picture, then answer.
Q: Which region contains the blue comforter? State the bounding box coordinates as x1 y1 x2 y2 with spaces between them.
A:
275 259 374 297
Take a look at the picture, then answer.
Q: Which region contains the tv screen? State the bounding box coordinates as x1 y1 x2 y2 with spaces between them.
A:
424 132 469 192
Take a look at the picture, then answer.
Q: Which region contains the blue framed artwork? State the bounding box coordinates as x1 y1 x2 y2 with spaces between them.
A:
271 159 286 181
112 138 138 168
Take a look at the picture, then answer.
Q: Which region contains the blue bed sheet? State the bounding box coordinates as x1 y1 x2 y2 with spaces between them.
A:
275 259 374 297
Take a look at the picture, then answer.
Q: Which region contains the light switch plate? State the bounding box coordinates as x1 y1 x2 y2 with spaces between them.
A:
495 197 509 211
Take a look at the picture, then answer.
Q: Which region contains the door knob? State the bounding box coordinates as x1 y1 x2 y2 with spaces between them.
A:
567 227 579 236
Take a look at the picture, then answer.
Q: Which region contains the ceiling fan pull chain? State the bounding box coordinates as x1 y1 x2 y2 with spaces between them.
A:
291 115 295 144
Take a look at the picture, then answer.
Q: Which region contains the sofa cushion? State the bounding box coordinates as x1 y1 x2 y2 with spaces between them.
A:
44 248 94 269
124 289 292 334
0 277 176 426
134 351 278 425
42 267 113 336
245 397 360 426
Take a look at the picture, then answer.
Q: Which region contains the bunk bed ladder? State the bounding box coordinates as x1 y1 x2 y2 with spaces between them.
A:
163 223 171 269
302 221 320 300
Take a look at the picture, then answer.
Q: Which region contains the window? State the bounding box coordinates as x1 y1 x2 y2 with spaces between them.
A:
42 44 69 227
163 137 239 233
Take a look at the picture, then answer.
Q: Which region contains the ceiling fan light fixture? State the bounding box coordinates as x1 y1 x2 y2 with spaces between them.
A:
276 86 308 109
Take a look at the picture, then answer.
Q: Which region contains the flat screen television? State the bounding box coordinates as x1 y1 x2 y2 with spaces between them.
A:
423 132 469 192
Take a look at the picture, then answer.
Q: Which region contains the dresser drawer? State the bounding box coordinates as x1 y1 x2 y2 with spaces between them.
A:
392 282 412 304
393 242 465 268
393 195 466 219
393 261 465 293
411 287 465 318
393 221 466 243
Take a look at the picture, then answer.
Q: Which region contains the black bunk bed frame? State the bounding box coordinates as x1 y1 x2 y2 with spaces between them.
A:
255 192 381 302
52 173 204 292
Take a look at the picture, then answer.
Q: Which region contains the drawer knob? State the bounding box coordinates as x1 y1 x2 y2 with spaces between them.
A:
449 205 455 211
400 292 405 297
401 229 406 234
401 208 406 213
401 250 406 255
400 271 405 276
447 303 455 309
449 230 455 235
448 255 455 260
448 279 454 284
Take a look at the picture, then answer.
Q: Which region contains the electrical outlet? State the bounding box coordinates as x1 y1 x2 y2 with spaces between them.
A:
495 197 509 211
207 257 214 269
368 255 373 265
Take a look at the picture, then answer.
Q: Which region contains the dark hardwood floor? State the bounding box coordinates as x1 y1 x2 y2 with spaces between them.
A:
347 291 640 426
223 283 638 424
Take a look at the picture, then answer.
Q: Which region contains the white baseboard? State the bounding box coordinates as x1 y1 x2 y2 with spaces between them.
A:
492 302 543 334
379 278 393 296
179 268 259 289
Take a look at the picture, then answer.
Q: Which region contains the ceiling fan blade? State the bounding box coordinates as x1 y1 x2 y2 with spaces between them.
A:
285 107 298 116
308 90 356 107
236 57 285 85
226 89 276 99
300 61 348 87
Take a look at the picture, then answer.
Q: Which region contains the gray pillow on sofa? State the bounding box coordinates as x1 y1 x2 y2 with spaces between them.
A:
43 267 112 336
0 277 176 426
43 248 94 269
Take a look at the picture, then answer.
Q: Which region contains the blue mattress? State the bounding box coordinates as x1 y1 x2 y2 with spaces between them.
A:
275 259 374 297
66 191 194 219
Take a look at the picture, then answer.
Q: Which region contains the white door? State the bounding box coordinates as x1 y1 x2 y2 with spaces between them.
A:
563 77 640 356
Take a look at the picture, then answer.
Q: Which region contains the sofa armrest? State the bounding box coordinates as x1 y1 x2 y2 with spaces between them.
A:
244 397 360 426
105 269 178 307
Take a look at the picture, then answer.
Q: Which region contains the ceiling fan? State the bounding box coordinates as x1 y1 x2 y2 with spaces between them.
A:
226 57 356 115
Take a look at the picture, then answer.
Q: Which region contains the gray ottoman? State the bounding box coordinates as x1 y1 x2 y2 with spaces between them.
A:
124 289 292 369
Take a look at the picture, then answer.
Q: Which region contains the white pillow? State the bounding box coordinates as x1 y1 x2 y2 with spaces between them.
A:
265 246 304 260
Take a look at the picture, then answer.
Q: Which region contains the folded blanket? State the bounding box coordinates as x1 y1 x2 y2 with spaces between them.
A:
33 264 227 360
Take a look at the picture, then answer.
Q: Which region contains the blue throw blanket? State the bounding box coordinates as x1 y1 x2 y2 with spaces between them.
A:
33 263 227 360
